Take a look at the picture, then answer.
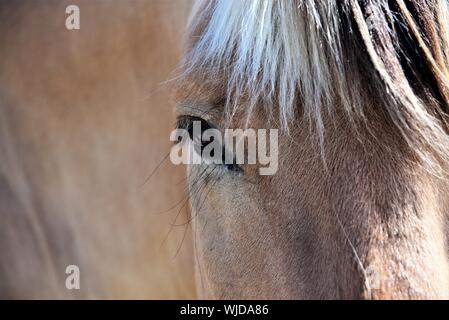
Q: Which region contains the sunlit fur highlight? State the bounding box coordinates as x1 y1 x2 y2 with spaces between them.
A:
182 0 449 173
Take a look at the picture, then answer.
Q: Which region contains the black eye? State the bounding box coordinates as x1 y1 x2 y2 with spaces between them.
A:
176 116 210 142
223 163 242 173
175 115 242 173
176 116 212 156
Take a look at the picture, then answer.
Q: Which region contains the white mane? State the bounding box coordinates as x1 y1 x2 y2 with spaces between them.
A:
186 0 348 130
182 0 449 172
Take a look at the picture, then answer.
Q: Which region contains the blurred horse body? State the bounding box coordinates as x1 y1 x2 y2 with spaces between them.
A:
0 0 194 298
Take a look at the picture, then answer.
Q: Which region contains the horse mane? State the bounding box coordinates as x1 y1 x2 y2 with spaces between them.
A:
182 0 449 172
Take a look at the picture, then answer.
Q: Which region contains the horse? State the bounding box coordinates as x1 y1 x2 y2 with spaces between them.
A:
0 0 195 298
2 0 449 300
174 0 449 299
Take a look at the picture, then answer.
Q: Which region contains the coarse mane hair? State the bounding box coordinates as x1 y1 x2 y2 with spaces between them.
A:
180 0 449 173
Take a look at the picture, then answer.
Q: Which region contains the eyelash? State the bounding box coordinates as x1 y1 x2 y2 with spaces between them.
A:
176 116 242 174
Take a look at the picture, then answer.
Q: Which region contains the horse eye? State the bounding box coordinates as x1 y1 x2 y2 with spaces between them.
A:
176 115 242 173
223 163 242 173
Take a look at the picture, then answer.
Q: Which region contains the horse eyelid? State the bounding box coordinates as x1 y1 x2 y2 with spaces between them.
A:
175 116 242 173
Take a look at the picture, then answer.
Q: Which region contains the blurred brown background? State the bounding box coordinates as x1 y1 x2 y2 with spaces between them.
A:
0 0 195 298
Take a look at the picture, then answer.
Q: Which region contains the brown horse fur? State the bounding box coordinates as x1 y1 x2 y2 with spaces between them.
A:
175 0 449 299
